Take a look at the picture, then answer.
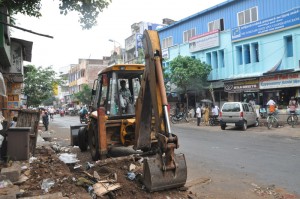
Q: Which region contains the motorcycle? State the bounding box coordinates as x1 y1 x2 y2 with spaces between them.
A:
80 113 89 124
60 110 65 117
171 111 189 124
209 115 220 126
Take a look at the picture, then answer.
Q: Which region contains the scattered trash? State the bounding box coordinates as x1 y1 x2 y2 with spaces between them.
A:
41 178 55 193
93 182 121 196
76 177 93 186
85 162 95 170
126 172 136 180
87 185 97 199
29 157 37 163
129 163 136 171
0 179 13 188
73 164 82 169
93 171 101 181
21 165 28 170
138 157 144 164
58 153 79 164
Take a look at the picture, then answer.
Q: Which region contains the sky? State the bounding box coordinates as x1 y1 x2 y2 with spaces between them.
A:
12 0 226 73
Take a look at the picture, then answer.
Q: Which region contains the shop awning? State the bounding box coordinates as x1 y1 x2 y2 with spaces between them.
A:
0 72 6 96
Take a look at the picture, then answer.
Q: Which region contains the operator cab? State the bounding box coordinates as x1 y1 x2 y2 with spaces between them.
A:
91 64 144 118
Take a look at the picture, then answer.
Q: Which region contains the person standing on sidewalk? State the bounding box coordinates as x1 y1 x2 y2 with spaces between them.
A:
288 96 297 114
42 111 49 131
196 105 202 126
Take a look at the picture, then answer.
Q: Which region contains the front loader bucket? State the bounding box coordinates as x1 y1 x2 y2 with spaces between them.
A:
143 153 187 192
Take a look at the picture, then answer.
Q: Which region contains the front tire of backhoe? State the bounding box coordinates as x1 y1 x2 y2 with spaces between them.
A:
88 119 100 161
78 127 88 152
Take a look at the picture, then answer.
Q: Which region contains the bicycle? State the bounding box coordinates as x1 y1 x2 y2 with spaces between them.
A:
287 112 298 128
266 112 279 129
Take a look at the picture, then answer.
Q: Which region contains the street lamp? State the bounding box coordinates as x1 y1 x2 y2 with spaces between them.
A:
109 39 124 63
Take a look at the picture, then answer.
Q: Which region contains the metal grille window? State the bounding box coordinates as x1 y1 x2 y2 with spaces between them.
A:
208 19 224 32
238 6 258 26
183 28 196 43
162 36 173 49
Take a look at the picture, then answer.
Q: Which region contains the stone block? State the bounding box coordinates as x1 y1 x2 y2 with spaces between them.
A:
0 164 21 182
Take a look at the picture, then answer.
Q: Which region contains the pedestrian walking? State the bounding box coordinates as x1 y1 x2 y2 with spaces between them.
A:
42 111 49 131
203 105 210 126
196 105 202 126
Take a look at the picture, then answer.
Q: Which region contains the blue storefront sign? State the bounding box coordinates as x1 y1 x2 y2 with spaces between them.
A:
232 7 300 42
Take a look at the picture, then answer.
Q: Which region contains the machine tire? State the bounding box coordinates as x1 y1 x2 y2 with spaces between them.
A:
88 119 100 161
242 121 247 131
221 125 226 130
254 119 259 127
78 127 88 152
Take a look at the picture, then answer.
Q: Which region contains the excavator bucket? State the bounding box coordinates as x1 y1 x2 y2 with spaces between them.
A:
143 153 187 192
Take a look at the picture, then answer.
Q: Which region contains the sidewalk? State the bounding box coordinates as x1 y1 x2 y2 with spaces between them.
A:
177 116 300 138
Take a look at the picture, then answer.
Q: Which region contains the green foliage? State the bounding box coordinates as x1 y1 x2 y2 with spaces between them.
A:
1 0 111 29
169 55 212 93
24 65 60 107
42 96 57 106
74 84 92 105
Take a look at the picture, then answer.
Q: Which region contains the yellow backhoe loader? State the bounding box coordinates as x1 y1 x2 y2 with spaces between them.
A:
71 30 187 192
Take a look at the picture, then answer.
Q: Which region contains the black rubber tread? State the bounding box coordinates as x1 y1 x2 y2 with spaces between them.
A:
78 127 88 152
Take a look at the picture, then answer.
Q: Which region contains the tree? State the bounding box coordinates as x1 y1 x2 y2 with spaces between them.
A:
169 55 212 108
24 65 60 107
74 84 92 105
1 0 111 29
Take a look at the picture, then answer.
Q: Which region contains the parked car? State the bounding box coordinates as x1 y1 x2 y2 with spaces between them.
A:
219 102 259 131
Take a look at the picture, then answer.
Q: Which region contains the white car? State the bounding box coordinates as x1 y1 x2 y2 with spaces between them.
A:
219 102 259 131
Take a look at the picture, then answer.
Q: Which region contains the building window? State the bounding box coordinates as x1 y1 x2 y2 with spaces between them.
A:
238 6 258 26
206 53 212 66
285 35 293 57
162 36 173 49
236 46 243 65
244 44 250 64
251 42 259 62
183 28 196 43
208 18 224 32
218 49 225 68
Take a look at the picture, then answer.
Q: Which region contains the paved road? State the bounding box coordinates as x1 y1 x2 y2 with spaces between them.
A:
45 115 300 197
173 121 300 196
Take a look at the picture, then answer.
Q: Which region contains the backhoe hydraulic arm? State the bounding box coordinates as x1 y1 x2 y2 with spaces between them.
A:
134 30 187 192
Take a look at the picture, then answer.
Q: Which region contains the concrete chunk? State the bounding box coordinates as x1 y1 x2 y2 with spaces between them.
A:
1 165 21 183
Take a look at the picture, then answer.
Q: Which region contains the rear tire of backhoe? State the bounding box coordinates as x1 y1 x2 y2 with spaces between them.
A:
88 119 100 161
78 127 88 152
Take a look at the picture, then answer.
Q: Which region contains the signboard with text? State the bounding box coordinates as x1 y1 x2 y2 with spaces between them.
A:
224 79 259 92
232 7 300 42
260 73 300 89
189 30 220 52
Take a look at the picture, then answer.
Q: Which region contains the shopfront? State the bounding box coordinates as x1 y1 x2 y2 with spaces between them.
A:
259 72 300 109
224 78 260 104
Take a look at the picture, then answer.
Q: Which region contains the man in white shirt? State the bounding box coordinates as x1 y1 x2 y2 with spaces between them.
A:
196 106 202 126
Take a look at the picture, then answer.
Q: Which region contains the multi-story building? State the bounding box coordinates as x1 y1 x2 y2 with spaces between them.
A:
0 7 32 118
125 21 165 63
66 58 109 107
158 0 300 109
